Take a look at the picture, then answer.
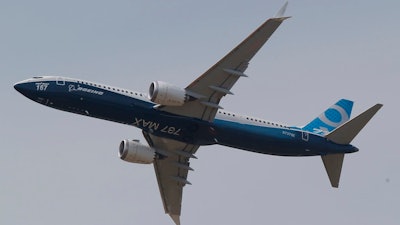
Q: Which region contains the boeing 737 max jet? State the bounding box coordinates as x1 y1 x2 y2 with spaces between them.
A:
14 3 382 225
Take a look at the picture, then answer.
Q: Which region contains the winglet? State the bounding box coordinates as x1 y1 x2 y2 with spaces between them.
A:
274 1 289 18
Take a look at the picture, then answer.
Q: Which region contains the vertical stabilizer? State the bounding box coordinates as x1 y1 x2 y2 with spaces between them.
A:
303 99 353 135
321 154 344 188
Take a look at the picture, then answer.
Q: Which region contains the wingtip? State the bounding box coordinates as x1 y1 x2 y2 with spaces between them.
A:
274 1 289 18
170 214 181 225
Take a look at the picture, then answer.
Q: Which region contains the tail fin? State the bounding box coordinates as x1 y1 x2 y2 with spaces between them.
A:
303 99 353 135
322 103 383 188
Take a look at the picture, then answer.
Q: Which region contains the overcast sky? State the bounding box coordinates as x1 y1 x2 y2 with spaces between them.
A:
1 1 399 224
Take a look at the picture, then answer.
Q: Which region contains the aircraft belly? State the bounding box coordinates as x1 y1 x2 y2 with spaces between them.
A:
29 81 358 156
213 125 302 156
37 81 150 126
212 121 356 156
41 83 215 145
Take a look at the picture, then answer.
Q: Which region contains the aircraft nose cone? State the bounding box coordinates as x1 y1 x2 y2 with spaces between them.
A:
14 82 26 94
14 80 36 98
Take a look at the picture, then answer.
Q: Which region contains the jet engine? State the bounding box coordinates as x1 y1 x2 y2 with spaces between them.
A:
119 139 155 164
149 81 188 106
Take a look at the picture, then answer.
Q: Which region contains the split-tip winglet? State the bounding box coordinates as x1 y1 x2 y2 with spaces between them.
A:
274 1 290 19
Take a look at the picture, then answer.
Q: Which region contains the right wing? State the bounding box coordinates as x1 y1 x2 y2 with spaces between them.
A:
142 3 290 224
157 3 290 122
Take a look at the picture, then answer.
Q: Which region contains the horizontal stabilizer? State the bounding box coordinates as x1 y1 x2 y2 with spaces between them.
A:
326 104 383 145
321 154 344 188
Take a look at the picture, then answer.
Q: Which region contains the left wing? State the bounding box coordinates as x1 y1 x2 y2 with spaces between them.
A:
159 3 289 121
142 131 199 225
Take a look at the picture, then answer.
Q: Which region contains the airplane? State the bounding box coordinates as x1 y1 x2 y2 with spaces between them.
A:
14 2 382 225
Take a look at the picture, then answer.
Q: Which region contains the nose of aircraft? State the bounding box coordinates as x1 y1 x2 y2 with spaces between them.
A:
14 81 26 94
14 80 36 98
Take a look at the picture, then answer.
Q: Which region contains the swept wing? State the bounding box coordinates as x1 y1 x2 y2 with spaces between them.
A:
158 4 289 121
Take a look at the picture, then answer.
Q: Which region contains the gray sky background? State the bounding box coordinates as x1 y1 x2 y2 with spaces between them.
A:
1 1 399 224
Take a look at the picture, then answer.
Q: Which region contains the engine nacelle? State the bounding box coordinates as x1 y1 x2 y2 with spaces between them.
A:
119 140 155 164
149 81 188 106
